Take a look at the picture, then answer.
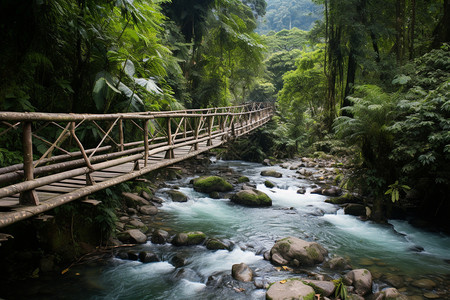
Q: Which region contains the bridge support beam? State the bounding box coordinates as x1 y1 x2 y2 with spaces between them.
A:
19 122 39 206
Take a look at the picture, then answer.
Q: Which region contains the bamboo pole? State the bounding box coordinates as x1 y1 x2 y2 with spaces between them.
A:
119 119 124 152
144 120 149 167
19 122 39 205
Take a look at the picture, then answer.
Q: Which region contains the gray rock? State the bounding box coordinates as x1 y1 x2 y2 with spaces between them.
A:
270 236 328 267
171 253 187 268
118 229 147 244
382 288 408 300
260 170 282 178
151 229 169 244
297 188 306 194
344 269 373 296
301 279 336 297
231 263 254 282
129 219 146 228
323 256 352 270
322 186 342 196
127 251 139 260
172 231 206 246
206 238 229 250
168 190 188 202
139 251 159 263
266 279 315 300
140 205 158 215
344 204 366 216
411 278 436 289
122 192 150 207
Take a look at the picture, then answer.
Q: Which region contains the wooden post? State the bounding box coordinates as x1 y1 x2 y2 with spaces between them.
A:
119 119 124 152
164 117 174 159
193 117 200 151
19 122 39 205
207 116 213 146
144 120 149 167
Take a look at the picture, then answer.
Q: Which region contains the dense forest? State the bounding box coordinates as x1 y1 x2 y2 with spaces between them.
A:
0 0 449 226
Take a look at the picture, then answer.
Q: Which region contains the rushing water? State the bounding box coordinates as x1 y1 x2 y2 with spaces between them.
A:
8 159 450 299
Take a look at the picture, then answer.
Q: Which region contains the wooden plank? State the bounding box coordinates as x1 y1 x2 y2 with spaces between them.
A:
36 185 76 193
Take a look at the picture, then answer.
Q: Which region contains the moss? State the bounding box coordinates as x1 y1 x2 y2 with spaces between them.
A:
231 189 272 206
186 231 206 245
306 246 319 260
302 281 325 296
193 176 233 193
206 239 228 250
278 241 291 252
303 291 316 300
238 176 250 183
264 180 275 188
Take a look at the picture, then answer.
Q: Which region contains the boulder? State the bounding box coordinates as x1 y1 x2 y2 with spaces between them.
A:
168 190 188 202
122 192 150 207
344 269 373 296
231 263 254 282
172 231 206 246
270 237 328 267
384 274 404 288
302 279 336 297
206 238 229 250
118 229 147 244
344 204 366 216
231 189 272 207
151 229 169 244
297 188 306 194
193 176 233 193
325 193 359 205
260 170 282 178
127 251 139 260
264 180 275 188
322 186 342 196
139 251 159 263
266 279 315 300
171 253 187 268
140 205 158 215
381 288 408 300
129 219 146 228
238 176 250 183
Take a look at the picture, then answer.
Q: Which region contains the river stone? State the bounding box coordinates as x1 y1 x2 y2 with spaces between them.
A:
382 288 408 300
323 256 352 270
172 231 206 246
322 186 342 196
151 229 169 244
139 251 159 263
266 279 315 300
238 176 250 183
168 190 188 202
193 176 233 193
129 219 146 228
140 205 158 215
297 187 306 194
411 278 436 289
384 274 405 288
423 293 440 299
231 263 254 282
118 229 147 244
127 251 139 260
344 269 373 296
344 204 366 216
270 236 328 267
231 189 272 207
122 192 150 207
206 238 229 250
265 180 275 188
302 279 336 297
260 170 282 178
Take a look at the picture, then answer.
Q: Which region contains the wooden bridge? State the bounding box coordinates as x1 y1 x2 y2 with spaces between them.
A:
0 103 273 228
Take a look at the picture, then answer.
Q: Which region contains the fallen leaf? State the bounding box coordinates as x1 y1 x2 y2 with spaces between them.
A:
280 280 287 284
75 273 80 276
61 268 69 275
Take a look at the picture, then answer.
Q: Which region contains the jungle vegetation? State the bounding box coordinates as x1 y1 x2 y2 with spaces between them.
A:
0 0 449 225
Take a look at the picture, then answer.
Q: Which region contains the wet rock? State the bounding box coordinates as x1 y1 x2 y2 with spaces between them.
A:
310 187 323 194
116 252 128 260
260 170 282 178
139 251 159 263
118 229 147 244
127 208 138 215
129 219 146 228
122 192 150 207
151 229 169 244
325 193 360 205
264 180 275 188
382 288 408 300
151 196 164 204
266 279 315 300
238 176 250 183
263 159 273 166
280 162 291 169
302 279 336 297
384 274 405 288
344 204 367 216
193 176 233 193
127 251 139 260
231 263 254 282
231 189 272 207
171 231 206 246
322 186 342 196
254 277 270 289
140 205 158 215
323 256 352 270
140 190 153 201
170 253 187 268
409 245 425 252
344 269 373 296
167 190 188 202
263 251 271 261
423 292 440 299
270 236 328 267
209 191 220 199
39 256 55 273
206 238 229 250
297 188 306 194
412 278 436 289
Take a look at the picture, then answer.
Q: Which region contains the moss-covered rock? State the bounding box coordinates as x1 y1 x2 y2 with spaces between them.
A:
171 231 206 246
270 236 328 267
231 189 272 207
167 190 188 202
325 193 359 204
266 278 315 300
193 176 233 193
260 170 282 178
206 238 229 250
264 180 275 188
237 176 250 183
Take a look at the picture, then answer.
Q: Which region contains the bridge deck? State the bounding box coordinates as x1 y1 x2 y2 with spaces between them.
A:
0 104 273 228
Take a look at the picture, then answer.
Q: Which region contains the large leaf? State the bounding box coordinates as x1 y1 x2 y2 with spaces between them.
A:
122 59 136 78
134 78 162 94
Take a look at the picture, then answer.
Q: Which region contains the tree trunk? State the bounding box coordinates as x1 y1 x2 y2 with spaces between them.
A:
432 0 450 48
409 0 416 59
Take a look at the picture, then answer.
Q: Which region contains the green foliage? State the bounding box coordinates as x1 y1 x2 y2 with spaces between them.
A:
385 181 410 203
333 278 348 300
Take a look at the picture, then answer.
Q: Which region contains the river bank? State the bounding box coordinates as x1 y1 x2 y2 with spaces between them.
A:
1 153 449 299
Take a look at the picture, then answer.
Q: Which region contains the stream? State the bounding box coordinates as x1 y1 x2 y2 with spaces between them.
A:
7 158 450 299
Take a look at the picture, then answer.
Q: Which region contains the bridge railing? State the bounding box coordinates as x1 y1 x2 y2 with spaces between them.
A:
0 103 273 207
